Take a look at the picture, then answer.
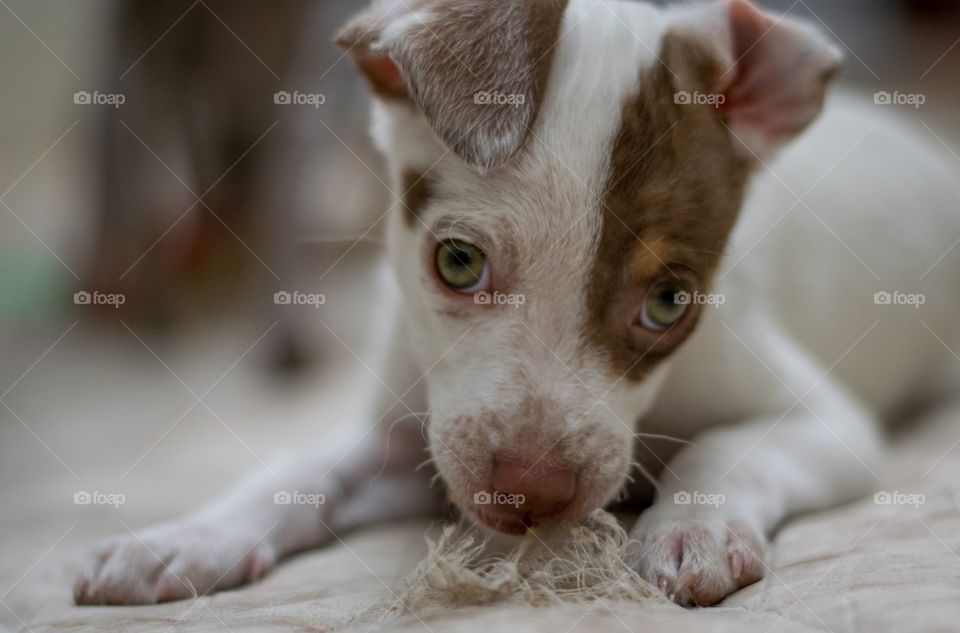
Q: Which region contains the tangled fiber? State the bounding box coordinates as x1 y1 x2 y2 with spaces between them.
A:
365 510 664 622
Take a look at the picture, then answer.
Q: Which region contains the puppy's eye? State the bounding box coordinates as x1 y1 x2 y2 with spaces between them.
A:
435 239 489 293
639 280 691 331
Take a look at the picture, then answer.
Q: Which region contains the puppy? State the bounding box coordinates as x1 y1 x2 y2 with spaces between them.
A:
76 0 960 607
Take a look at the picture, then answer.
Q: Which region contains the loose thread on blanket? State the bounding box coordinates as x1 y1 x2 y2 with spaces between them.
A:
350 509 665 628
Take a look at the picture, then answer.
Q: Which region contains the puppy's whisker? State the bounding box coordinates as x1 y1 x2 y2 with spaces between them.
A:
370 412 432 481
388 411 430 426
415 456 437 473
630 460 661 493
632 431 693 446
410 410 433 444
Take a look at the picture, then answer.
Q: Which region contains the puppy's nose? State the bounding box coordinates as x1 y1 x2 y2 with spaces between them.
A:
489 458 577 523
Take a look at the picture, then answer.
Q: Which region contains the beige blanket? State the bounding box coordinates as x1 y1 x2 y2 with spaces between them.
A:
2 372 958 633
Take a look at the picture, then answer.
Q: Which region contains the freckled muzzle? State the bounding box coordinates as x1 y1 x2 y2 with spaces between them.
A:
431 405 634 535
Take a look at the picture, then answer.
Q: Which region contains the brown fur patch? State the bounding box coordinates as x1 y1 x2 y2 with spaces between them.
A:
338 0 569 170
586 32 753 381
402 169 433 227
630 237 674 280
395 0 569 169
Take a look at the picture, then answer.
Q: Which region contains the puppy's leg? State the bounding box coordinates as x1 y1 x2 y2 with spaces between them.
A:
629 323 884 606
75 315 435 605
74 426 435 605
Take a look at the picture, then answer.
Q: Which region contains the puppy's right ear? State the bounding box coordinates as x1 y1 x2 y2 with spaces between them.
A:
336 0 568 171
335 1 414 101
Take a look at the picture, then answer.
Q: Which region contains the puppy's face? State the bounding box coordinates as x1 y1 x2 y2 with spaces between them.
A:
340 0 840 533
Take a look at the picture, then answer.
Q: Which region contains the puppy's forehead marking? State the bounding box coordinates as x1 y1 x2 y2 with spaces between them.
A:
403 0 570 170
585 30 753 381
401 169 432 227
394 0 666 232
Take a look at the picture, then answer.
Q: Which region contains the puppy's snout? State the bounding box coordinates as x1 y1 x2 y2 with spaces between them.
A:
487 458 577 527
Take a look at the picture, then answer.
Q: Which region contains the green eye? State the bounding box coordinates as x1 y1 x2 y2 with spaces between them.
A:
435 239 489 292
640 280 691 331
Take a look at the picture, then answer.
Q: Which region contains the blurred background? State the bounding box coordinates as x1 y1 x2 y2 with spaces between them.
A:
0 0 958 628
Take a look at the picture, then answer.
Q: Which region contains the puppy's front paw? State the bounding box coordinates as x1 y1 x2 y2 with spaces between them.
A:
628 516 766 606
74 521 276 605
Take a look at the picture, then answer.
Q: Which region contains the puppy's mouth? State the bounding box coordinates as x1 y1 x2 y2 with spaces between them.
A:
462 488 592 536
468 501 593 536
471 506 529 536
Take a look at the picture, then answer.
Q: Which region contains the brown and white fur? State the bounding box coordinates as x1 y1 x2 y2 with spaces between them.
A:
75 0 960 608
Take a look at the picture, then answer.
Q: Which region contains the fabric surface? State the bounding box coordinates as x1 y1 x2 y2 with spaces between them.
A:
2 381 958 633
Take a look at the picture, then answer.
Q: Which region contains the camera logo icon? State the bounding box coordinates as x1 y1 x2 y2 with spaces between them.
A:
74 290 125 308
473 291 525 307
73 490 124 507
874 91 892 105
873 290 924 308
674 91 692 105
274 290 324 307
274 90 324 107
73 90 125 108
273 491 292 504
673 491 692 504
674 291 692 305
873 490 924 507
473 491 492 505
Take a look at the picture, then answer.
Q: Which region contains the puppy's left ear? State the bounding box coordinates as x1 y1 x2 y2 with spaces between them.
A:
336 0 567 171
668 0 843 159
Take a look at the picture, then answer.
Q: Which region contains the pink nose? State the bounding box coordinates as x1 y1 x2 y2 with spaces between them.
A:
488 458 577 525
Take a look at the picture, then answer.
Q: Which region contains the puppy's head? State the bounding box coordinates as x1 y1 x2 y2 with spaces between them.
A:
338 0 840 534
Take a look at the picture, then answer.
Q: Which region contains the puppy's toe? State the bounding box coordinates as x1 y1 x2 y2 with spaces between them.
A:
152 569 197 604
74 523 275 605
630 518 766 606
75 538 166 605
